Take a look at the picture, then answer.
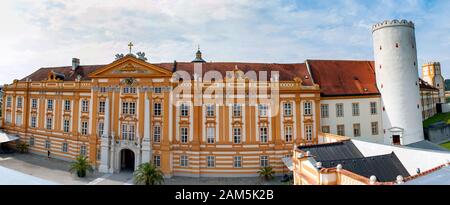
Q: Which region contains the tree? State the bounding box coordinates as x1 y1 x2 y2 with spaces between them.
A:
258 166 275 181
16 142 29 153
133 162 164 185
69 155 94 178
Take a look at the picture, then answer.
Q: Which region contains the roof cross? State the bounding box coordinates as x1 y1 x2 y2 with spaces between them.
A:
128 42 134 54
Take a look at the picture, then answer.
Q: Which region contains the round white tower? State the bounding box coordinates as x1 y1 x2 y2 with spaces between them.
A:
372 19 424 145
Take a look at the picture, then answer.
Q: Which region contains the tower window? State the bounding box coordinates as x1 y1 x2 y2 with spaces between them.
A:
379 64 382 69
395 43 399 48
380 46 382 50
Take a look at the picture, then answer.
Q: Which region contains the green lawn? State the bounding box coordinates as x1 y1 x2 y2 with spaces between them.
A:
423 112 450 128
440 142 450 150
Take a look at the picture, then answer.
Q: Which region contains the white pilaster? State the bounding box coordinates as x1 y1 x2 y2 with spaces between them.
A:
141 92 152 164
99 97 111 173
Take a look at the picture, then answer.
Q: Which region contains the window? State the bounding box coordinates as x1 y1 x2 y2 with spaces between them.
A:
6 96 11 108
6 113 11 124
31 116 37 128
63 119 70 133
352 103 360 116
180 104 189 117
154 87 162 94
17 97 22 108
29 137 35 146
45 140 51 149
15 113 22 126
81 100 89 112
81 121 88 136
305 125 313 141
353 123 361 137
371 122 379 135
80 145 87 156
154 103 162 116
5 113 11 124
284 102 292 116
153 125 161 143
129 102 136 115
233 127 241 144
337 125 345 136
31 99 37 109
233 104 241 117
336 103 344 117
98 122 104 136
123 87 136 94
153 155 161 167
260 127 268 143
99 101 105 113
321 126 330 133
128 125 135 141
64 100 71 111
97 149 101 160
46 117 53 130
207 127 215 144
260 156 269 167
206 105 215 117
321 104 329 118
207 156 215 168
122 102 129 114
47 99 53 110
122 124 128 140
258 104 268 117
62 142 68 152
304 101 312 115
370 102 377 115
99 87 107 93
234 156 242 168
180 127 188 143
180 155 188 167
285 126 293 142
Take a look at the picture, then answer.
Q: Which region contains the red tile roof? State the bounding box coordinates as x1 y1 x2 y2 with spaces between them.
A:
20 61 314 86
306 60 380 97
155 62 314 86
20 65 103 82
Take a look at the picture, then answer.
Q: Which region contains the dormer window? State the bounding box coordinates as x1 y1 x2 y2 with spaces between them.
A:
123 87 136 94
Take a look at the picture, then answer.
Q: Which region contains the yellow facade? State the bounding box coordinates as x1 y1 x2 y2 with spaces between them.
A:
1 55 321 177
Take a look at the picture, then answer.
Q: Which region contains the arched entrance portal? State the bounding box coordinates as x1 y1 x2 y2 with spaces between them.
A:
120 149 135 171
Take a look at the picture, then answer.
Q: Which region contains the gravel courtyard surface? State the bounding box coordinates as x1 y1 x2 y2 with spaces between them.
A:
0 153 285 185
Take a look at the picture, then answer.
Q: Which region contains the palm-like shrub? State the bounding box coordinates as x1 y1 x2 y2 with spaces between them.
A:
16 142 29 153
69 155 94 178
258 166 275 181
133 162 164 185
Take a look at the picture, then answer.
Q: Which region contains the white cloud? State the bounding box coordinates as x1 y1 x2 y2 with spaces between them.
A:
0 0 449 84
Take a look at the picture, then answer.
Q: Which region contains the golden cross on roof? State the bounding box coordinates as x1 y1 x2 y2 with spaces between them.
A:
128 42 134 54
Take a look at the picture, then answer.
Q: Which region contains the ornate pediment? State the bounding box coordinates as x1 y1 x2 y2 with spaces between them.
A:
89 55 172 78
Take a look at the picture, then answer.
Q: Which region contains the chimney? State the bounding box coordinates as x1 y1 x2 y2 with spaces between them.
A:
72 58 80 71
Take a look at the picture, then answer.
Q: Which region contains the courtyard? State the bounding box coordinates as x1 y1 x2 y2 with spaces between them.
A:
0 153 284 185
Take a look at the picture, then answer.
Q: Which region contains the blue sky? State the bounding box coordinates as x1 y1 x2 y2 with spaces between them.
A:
0 0 449 84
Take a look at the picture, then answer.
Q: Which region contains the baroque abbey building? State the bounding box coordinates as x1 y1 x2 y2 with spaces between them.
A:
1 49 323 176
1 20 440 177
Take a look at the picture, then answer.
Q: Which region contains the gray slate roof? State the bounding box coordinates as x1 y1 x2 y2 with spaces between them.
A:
403 166 450 185
406 140 450 152
321 152 410 182
298 140 410 182
298 140 364 162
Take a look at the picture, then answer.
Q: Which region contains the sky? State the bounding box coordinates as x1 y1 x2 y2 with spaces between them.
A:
0 0 449 85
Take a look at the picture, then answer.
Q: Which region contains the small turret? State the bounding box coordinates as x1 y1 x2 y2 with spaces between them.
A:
191 46 206 63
